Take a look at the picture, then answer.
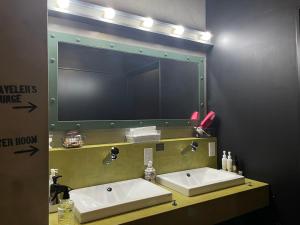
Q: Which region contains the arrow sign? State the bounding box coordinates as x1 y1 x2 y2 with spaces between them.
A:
14 145 39 156
12 102 37 112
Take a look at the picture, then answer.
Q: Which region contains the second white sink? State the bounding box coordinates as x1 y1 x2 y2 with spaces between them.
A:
156 167 245 196
70 178 172 223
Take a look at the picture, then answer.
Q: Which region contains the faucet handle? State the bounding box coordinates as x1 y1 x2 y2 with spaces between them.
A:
111 147 119 155
111 147 119 160
190 141 199 152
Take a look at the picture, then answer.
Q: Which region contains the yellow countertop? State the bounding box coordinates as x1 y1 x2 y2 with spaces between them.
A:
49 178 268 225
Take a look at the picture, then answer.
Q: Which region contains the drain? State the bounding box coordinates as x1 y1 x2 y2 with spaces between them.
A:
107 187 112 192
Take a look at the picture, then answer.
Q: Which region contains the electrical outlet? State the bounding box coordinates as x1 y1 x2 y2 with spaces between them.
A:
156 143 164 151
208 142 216 157
144 148 153 165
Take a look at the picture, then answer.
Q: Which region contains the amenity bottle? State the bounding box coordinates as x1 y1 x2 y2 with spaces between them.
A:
227 151 233 172
222 151 227 170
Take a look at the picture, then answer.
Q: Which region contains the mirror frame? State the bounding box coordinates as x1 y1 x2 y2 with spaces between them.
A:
48 31 206 130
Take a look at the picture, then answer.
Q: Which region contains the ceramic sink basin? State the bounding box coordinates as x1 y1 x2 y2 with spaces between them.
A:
70 178 172 223
156 167 245 197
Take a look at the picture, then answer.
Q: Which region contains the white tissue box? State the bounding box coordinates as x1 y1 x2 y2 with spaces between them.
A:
126 126 161 143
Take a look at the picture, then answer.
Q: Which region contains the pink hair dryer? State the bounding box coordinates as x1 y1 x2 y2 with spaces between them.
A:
190 111 216 136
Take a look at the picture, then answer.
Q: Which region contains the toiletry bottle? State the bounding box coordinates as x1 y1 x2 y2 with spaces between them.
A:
237 159 243 175
49 169 58 202
222 151 227 170
50 174 62 206
227 151 233 172
144 161 156 182
232 156 237 173
49 169 58 187
58 189 74 225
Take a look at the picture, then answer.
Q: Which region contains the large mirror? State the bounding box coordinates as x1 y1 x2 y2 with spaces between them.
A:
48 32 205 129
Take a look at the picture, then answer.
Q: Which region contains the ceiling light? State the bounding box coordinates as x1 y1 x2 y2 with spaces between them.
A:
200 31 213 41
142 17 154 28
103 7 116 20
173 25 185 36
56 0 70 9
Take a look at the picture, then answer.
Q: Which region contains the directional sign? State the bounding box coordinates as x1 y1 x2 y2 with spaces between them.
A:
14 145 39 156
0 85 38 112
12 102 37 113
0 135 39 156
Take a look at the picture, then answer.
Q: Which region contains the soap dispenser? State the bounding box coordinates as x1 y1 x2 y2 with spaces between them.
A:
49 169 59 213
227 151 233 172
144 161 156 183
222 151 227 170
49 169 58 190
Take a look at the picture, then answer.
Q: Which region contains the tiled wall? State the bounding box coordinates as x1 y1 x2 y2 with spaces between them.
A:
49 137 217 189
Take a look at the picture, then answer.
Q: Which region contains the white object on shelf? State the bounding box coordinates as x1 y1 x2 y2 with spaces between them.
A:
126 126 161 143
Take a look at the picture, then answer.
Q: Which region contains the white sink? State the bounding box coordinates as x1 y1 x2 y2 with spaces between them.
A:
156 167 245 196
70 178 172 223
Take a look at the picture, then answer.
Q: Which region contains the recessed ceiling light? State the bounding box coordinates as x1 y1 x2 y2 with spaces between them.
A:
173 25 185 36
56 0 70 9
142 17 154 28
200 31 213 41
103 7 116 20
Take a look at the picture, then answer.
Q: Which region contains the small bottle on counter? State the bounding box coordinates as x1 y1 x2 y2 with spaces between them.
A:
49 169 59 206
227 151 233 172
57 184 74 225
58 192 74 225
222 151 227 170
232 156 237 173
144 161 156 183
233 156 239 173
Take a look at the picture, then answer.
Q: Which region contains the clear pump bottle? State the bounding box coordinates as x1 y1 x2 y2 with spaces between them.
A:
58 190 74 225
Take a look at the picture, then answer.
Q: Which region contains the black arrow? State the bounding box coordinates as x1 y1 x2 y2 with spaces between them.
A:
12 102 37 113
14 145 39 156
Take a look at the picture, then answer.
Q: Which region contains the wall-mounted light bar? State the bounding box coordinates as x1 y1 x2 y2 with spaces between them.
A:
48 0 213 45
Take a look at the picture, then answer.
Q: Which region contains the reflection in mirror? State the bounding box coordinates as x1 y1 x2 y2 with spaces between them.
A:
58 43 199 121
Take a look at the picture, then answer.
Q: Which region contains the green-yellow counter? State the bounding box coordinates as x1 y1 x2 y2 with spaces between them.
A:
49 178 269 225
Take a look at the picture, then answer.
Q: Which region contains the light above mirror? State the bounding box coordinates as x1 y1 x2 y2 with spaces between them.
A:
200 31 213 41
48 0 213 45
141 17 154 28
56 0 70 9
103 7 116 20
172 25 185 36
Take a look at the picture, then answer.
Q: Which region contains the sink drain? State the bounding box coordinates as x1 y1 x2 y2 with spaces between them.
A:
107 187 112 192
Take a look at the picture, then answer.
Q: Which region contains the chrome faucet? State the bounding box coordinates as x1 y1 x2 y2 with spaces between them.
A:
190 141 199 152
181 141 199 155
103 147 120 165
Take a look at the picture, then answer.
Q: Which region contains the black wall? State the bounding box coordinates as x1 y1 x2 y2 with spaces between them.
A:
207 1 300 224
